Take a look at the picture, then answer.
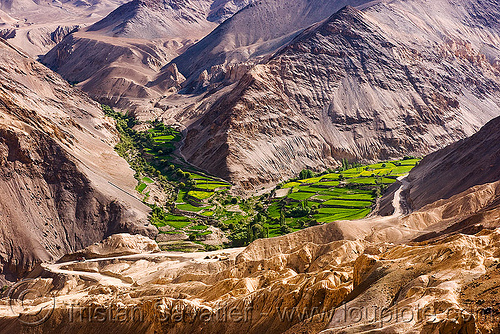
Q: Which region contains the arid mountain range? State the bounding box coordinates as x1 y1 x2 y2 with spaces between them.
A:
0 1 499 333
38 0 500 190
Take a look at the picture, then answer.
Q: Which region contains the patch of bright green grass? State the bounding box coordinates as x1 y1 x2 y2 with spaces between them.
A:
318 188 373 198
346 177 378 185
190 225 208 230
165 214 190 221
166 220 192 229
153 135 175 141
287 192 315 201
201 211 214 217
312 195 335 201
314 208 371 222
191 174 211 180
390 166 415 174
136 183 147 193
319 173 340 180
299 177 323 184
315 181 340 187
142 177 153 183
177 203 205 212
322 199 372 208
282 182 301 188
295 186 321 193
195 183 230 190
188 190 214 200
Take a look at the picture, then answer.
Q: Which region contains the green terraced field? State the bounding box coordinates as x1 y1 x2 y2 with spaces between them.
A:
314 208 371 222
195 183 230 190
136 183 147 193
166 220 192 229
287 192 316 201
299 177 323 184
320 173 341 180
190 225 208 230
177 203 206 212
312 195 335 201
272 158 420 229
282 181 301 188
315 181 340 187
201 211 214 217
322 199 373 208
295 186 322 193
188 190 214 200
142 177 153 183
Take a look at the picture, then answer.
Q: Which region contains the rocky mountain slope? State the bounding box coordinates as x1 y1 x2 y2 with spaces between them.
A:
405 116 500 211
0 38 155 283
168 0 373 83
41 0 250 109
1 115 499 333
0 0 126 56
177 2 500 190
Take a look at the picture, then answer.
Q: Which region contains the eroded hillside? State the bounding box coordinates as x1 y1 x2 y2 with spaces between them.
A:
1 112 499 334
0 38 154 282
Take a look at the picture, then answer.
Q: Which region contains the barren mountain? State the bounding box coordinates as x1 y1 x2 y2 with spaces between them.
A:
41 0 250 110
0 38 154 283
176 2 500 190
167 0 374 84
87 0 237 39
1 115 499 333
406 116 500 210
0 0 126 56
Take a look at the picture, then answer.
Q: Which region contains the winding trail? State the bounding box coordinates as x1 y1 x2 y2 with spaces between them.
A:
391 174 410 217
42 248 244 286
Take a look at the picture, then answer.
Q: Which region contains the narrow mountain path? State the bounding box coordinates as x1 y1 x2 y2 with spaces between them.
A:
392 174 410 217
42 248 244 286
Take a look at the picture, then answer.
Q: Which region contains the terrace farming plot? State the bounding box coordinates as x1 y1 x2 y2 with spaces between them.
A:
106 105 421 249
271 158 420 229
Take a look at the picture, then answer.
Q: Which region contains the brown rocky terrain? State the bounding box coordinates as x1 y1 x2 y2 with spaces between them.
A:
0 38 155 283
0 0 126 57
41 0 251 110
0 109 498 334
178 3 500 190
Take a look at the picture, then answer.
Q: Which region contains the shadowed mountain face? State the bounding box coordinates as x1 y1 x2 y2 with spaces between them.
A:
405 116 500 210
0 39 154 282
179 4 500 190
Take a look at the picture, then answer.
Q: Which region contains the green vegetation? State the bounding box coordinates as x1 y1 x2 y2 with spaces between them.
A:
104 104 420 250
136 183 147 193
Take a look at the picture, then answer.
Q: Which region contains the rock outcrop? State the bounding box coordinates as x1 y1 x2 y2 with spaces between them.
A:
59 233 160 262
